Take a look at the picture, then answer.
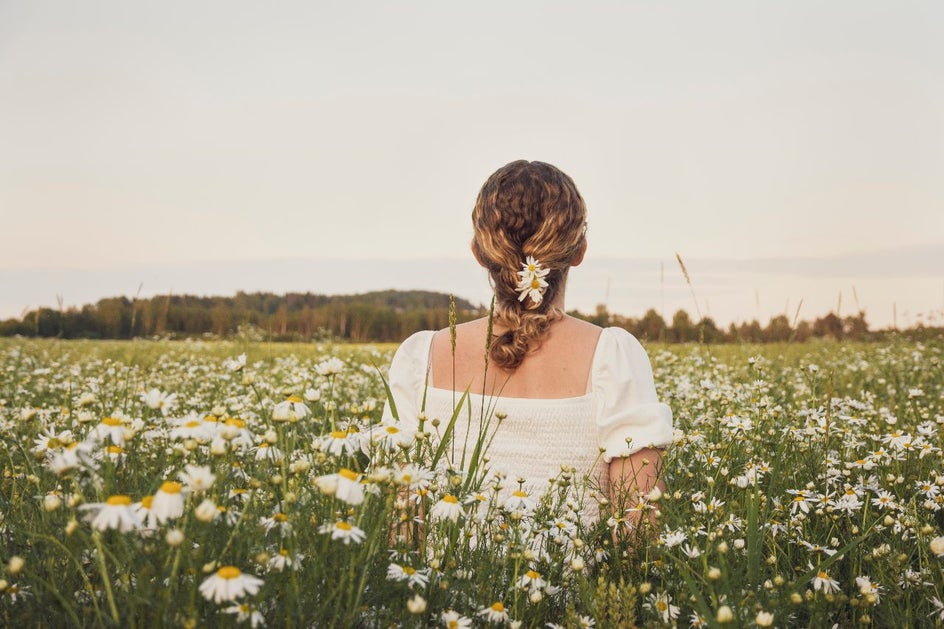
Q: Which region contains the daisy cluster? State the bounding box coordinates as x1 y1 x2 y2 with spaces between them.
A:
0 337 942 627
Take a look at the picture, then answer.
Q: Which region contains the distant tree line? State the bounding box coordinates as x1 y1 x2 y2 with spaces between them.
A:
1 291 939 343
0 291 481 343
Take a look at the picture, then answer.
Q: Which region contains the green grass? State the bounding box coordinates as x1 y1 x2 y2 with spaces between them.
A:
0 336 942 627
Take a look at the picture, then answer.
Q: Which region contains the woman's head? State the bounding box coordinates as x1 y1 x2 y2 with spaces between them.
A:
471 160 588 369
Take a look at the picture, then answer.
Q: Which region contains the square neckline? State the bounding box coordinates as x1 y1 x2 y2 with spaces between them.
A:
422 327 611 402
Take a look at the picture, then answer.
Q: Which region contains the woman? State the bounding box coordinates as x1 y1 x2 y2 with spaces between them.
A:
382 160 673 526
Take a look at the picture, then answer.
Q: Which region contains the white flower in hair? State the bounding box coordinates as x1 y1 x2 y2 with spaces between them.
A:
516 256 550 305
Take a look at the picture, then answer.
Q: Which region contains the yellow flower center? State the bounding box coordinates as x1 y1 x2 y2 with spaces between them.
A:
184 421 201 428
160 481 183 494
656 600 668 611
330 430 348 439
385 426 400 434
403 566 416 575
106 445 123 454
336 521 352 531
339 468 359 481
279 549 290 557
490 602 505 612
531 278 541 289
106 495 132 506
141 495 154 509
442 495 459 504
287 395 303 403
448 622 459 629
817 571 829 580
273 513 288 522
47 438 62 449
225 418 246 428
258 443 270 448
204 415 218 423
217 566 242 579
512 490 528 498
525 570 540 579
102 417 122 426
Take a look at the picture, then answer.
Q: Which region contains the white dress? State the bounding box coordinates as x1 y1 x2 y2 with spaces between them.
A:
381 327 674 517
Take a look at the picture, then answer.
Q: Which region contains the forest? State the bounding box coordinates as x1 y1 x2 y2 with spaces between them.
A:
0 289 938 343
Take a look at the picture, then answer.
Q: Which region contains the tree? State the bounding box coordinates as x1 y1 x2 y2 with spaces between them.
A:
636 309 667 342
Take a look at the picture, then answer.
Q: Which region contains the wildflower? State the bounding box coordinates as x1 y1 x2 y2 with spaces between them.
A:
151 481 186 523
930 536 944 557
169 414 215 441
318 520 366 544
251 442 282 461
2 582 31 603
315 356 345 376
90 415 128 445
222 353 247 371
503 489 536 512
272 396 309 422
7 556 25 575
644 592 680 623
429 494 464 523
166 528 185 546
260 512 292 534
369 419 416 451
755 611 774 627
516 569 546 591
32 427 74 455
267 549 303 572
716 605 734 623
477 601 509 624
314 468 365 506
931 596 944 621
42 493 62 512
141 388 177 415
386 563 430 588
195 499 219 523
811 569 840 594
441 610 473 629
394 464 434 490
855 576 881 603
224 602 266 627
314 430 359 457
199 566 264 603
516 256 550 304
407 594 426 614
177 464 216 492
79 495 142 532
870 490 898 510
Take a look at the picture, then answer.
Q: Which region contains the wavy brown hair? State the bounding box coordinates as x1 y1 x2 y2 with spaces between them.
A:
471 160 587 370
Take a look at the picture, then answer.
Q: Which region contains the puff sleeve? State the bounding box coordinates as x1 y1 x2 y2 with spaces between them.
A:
593 327 674 462
380 330 435 430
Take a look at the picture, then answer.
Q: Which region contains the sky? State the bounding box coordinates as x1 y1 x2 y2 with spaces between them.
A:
1 1 942 329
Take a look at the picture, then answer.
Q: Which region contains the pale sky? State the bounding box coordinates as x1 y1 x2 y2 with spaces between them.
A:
1 1 942 328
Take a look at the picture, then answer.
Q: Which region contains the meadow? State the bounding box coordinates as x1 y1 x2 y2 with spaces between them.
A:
0 334 942 627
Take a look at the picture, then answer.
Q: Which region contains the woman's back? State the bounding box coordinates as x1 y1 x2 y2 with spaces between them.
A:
429 316 603 399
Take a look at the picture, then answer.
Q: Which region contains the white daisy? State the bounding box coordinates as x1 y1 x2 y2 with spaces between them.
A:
272 396 310 422
318 520 366 544
199 566 264 603
79 495 142 532
151 481 186 523
477 601 509 624
429 494 464 523
314 468 365 506
180 464 216 492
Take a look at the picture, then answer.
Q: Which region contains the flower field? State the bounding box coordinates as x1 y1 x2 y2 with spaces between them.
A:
1 336 942 627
